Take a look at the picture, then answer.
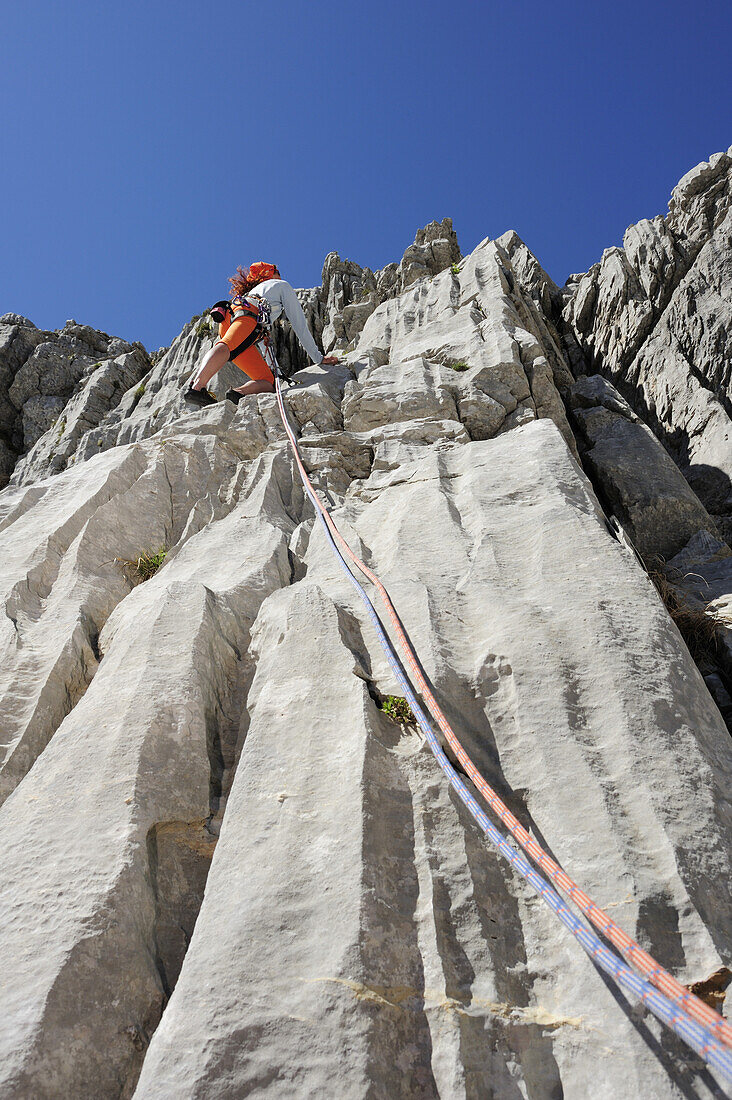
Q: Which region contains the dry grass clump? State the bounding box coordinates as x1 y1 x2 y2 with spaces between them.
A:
648 565 729 661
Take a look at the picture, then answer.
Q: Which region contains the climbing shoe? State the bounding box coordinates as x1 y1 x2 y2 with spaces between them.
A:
225 389 244 405
184 386 217 407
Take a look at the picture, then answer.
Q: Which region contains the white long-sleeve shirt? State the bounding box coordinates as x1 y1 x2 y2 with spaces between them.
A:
250 279 323 365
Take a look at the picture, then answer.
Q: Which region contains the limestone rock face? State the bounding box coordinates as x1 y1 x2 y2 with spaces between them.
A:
567 374 719 561
11 345 150 485
316 217 462 358
131 420 731 1100
559 148 732 533
353 235 577 456
391 215 462 291
1 164 731 1099
2 223 578 490
0 442 300 1097
319 252 378 352
0 431 250 808
0 313 150 487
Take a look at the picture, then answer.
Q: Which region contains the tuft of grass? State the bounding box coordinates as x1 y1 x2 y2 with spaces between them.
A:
449 361 469 372
135 382 146 398
115 548 168 583
379 695 415 725
648 566 730 661
451 262 460 275
194 316 215 339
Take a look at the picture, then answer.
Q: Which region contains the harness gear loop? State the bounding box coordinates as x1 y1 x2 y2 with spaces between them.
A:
221 294 273 363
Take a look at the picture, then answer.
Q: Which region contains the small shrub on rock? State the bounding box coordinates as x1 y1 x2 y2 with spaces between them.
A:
379 695 415 724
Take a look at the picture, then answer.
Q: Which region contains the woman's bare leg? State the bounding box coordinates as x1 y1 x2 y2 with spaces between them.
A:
191 342 231 389
231 378 275 396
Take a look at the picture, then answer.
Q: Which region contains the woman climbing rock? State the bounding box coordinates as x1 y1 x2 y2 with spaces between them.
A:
185 262 338 406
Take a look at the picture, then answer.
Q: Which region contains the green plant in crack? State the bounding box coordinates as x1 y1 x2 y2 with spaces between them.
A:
449 361 469 372
195 316 215 339
135 382 146 398
379 695 415 725
451 262 460 275
115 548 168 583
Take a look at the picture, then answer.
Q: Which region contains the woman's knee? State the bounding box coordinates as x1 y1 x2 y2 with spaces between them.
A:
238 378 274 395
209 342 231 367
198 342 230 380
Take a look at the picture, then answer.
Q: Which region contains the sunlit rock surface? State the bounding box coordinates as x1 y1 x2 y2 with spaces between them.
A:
0 154 731 1099
560 147 732 539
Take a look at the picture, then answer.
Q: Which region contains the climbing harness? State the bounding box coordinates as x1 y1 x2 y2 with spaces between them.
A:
211 295 272 363
268 355 732 1083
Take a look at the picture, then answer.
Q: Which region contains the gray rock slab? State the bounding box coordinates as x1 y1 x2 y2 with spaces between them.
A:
0 450 300 1099
354 237 577 455
11 347 149 485
568 375 720 561
0 430 250 806
342 357 460 433
134 420 731 1099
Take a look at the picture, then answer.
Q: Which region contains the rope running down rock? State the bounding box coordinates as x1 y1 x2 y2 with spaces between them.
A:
270 362 732 1084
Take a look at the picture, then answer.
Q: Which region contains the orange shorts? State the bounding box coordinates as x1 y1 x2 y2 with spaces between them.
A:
216 314 274 383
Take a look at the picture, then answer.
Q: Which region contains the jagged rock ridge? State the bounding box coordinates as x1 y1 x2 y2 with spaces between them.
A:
0 160 730 1098
0 315 150 487
509 147 732 543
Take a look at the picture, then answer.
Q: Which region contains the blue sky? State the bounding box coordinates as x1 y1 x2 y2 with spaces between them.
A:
2 0 730 352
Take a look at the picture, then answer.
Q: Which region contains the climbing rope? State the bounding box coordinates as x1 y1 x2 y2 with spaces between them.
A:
272 366 732 1050
272 369 732 1083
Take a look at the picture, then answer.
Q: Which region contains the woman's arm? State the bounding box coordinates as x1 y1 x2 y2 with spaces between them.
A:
279 282 324 364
